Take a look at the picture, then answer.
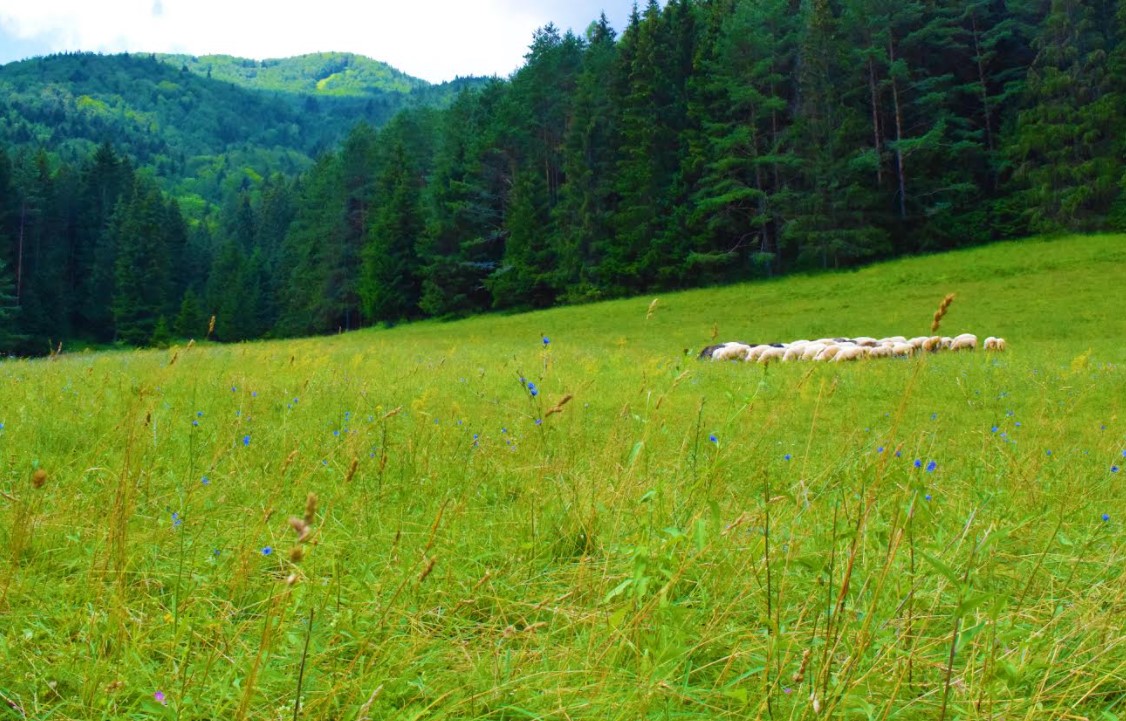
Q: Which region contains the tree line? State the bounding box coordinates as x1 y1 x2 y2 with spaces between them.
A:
2 0 1124 352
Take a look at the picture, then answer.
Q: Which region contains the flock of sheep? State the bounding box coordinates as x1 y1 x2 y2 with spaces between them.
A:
699 333 1007 363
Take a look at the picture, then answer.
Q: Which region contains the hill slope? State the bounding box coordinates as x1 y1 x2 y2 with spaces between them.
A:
0 51 484 204
1 233 1123 720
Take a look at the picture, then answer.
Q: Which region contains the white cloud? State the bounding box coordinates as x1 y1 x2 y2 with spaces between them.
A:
0 0 641 82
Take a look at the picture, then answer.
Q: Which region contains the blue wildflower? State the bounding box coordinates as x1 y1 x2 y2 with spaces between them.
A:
242 435 251 446
212 549 221 557
895 450 902 458
925 494 932 501
534 419 542 426
196 411 203 417
231 386 237 392
877 446 885 453
784 454 792 461
914 459 922 468
1103 514 1111 522
1046 450 1052 456
1113 466 1120 474
709 434 718 444
931 413 937 420
1015 422 1022 428
192 420 199 427
201 476 210 485
171 512 182 527
926 460 937 472
262 546 273 556
530 388 538 397
542 336 550 345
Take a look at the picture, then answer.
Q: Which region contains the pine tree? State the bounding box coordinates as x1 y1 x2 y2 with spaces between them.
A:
1010 0 1121 231
112 178 171 345
359 142 425 323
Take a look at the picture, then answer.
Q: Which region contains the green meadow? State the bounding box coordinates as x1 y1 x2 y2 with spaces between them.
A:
2 234 1125 720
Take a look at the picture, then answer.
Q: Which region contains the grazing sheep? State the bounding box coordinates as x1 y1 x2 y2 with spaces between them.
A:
950 333 977 352
984 336 1007 351
921 336 944 352
867 344 895 359
815 345 843 361
940 337 954 349
801 343 828 360
758 346 787 363
745 344 772 362
712 342 754 361
891 342 916 356
880 336 908 344
783 343 810 362
908 336 929 349
833 345 867 362
853 337 880 347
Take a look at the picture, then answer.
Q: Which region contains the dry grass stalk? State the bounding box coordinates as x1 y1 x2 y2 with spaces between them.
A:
303 493 318 526
280 449 299 476
931 293 955 333
418 556 437 583
646 297 660 320
207 315 216 337
544 394 574 417
31 469 47 489
382 406 402 420
344 457 359 483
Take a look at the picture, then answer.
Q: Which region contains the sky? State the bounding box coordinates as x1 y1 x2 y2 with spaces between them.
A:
0 0 642 83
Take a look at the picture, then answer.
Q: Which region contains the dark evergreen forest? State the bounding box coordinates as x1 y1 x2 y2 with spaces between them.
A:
1 0 1124 353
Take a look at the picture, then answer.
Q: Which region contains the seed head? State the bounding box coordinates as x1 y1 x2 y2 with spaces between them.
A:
32 469 47 489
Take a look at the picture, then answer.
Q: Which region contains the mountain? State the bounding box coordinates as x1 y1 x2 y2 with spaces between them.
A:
0 51 486 211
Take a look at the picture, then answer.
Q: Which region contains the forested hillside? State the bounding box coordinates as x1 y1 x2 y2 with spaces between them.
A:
0 52 483 210
1 0 1124 353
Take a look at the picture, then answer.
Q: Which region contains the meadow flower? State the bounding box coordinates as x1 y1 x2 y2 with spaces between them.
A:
1104 514 1111 522
530 387 539 397
709 434 718 443
231 386 237 392
154 691 166 705
1015 422 1022 427
212 549 221 557
171 512 182 527
925 494 932 501
243 435 251 446
196 411 203 417
201 476 210 485
784 454 791 461
914 459 922 468
877 446 885 453
535 419 542 426
262 546 273 556
926 460 937 472
542 336 550 345
991 426 999 433
1046 450 1052 456
895 450 902 458
1113 466 1120 473
192 420 199 427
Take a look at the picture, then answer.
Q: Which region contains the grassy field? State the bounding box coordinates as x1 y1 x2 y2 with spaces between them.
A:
2 234 1125 720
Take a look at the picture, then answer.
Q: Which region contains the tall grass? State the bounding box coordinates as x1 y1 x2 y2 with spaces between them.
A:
1 234 1124 720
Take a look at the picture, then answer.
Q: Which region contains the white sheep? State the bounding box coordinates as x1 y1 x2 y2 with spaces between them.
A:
815 345 842 361
879 336 908 344
921 336 944 352
783 342 810 362
744 344 771 362
891 342 916 356
867 344 895 359
950 333 977 352
711 342 752 361
801 343 827 360
833 345 867 362
758 346 787 363
983 336 1007 351
853 336 880 347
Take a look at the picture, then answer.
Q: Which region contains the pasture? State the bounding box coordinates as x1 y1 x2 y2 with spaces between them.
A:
2 234 1125 720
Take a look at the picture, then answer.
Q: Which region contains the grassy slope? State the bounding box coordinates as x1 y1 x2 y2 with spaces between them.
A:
1 234 1124 720
156 52 427 97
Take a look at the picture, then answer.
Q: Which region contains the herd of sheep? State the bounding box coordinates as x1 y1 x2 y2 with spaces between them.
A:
699 333 1007 362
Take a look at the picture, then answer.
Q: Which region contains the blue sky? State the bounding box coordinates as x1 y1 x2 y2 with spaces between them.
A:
0 0 644 83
